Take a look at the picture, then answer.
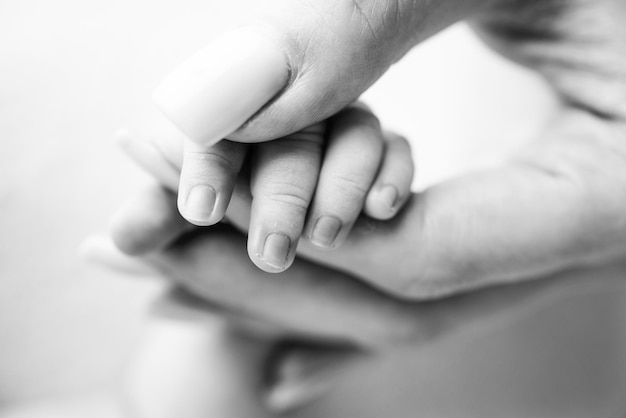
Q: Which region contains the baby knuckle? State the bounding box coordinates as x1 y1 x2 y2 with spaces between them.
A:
266 194 310 212
185 150 239 173
333 174 371 197
263 184 312 212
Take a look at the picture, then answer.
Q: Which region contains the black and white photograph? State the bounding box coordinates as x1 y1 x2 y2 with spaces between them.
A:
2 0 626 416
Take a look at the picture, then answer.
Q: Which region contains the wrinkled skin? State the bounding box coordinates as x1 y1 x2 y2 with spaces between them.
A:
105 0 626 416
127 0 626 297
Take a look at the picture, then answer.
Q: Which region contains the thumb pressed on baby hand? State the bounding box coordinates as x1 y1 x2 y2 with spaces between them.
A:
153 0 494 146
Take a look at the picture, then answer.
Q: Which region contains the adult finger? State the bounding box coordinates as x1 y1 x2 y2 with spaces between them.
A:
153 0 495 145
247 123 324 272
364 131 415 220
138 220 626 348
142 225 420 346
100 182 626 346
303 105 383 249
114 113 626 301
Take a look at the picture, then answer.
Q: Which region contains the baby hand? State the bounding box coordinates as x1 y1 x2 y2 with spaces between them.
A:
114 104 414 272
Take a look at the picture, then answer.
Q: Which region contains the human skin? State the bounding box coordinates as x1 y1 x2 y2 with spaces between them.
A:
142 0 626 298
115 104 415 273
156 0 495 245
87 209 626 416
5 0 625 416
101 0 626 414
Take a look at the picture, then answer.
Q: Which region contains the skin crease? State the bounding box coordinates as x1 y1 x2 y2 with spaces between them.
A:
284 0 626 297
102 0 626 415
163 0 492 250
113 112 626 300
148 0 626 291
116 105 416 273
6 1 626 417
103 0 626 328
215 0 497 142
109 188 626 347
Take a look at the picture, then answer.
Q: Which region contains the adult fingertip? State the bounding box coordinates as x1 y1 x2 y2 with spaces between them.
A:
153 29 290 146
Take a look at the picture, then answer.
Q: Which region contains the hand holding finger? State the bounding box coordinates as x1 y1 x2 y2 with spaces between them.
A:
153 0 493 145
296 112 626 298
92 187 626 348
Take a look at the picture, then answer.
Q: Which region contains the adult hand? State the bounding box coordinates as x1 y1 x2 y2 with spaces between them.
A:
100 186 624 344
85 191 626 413
153 0 473 226
146 0 626 298
153 0 489 145
90 0 626 414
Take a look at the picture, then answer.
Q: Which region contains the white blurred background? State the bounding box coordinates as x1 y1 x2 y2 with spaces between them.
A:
1 0 626 416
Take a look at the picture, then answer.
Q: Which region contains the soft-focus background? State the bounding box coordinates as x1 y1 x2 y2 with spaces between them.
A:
2 0 626 416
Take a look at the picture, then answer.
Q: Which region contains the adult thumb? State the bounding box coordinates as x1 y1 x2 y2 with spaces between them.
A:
153 0 493 146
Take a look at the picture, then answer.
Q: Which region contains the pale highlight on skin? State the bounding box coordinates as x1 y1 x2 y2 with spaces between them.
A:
153 0 490 242
101 0 626 413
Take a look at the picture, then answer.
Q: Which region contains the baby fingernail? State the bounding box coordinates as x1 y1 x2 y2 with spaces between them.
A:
153 30 289 146
310 216 342 248
379 184 399 211
181 185 216 225
261 233 291 270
